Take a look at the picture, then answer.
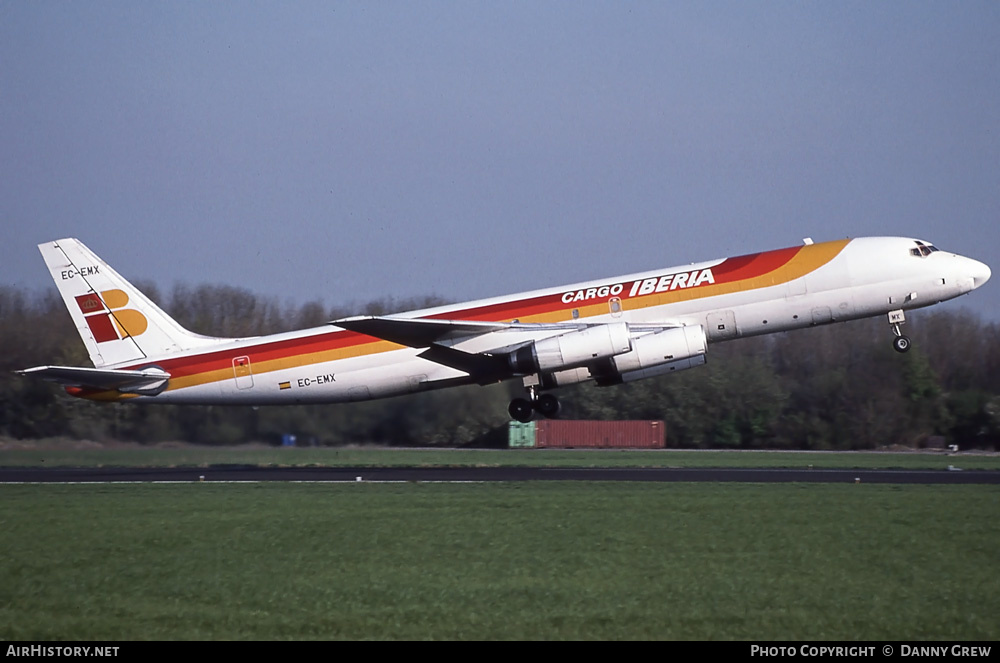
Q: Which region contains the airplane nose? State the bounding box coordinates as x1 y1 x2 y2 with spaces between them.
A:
971 258 991 289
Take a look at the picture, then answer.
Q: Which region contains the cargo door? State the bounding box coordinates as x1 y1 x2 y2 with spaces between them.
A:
232 356 254 390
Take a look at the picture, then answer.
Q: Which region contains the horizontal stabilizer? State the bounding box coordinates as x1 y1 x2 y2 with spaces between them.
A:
17 365 170 395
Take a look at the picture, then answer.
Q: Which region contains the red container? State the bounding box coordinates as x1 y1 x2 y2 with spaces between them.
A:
534 420 665 449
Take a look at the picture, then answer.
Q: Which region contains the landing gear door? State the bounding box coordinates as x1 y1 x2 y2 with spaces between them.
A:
232 356 254 390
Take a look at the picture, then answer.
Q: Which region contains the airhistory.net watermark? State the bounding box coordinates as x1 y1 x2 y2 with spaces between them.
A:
5 646 119 657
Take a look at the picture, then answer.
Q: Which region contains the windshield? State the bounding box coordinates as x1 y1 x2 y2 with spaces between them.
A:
909 241 940 257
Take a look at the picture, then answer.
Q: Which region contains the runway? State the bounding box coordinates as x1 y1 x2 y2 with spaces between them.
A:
1 465 998 484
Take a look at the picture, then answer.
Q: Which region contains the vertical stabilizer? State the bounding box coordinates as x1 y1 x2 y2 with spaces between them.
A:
39 239 228 367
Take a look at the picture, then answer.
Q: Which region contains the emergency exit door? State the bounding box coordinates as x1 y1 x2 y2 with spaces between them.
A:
232 356 254 390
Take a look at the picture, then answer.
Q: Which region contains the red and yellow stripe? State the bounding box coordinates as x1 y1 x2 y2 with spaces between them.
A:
79 239 849 400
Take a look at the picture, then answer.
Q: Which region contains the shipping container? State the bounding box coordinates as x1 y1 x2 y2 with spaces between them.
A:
533 420 665 449
507 421 536 448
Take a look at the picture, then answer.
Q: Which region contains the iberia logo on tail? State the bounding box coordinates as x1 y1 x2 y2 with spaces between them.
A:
74 290 148 343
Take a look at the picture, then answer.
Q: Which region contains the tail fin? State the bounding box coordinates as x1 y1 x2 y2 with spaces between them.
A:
40 238 228 368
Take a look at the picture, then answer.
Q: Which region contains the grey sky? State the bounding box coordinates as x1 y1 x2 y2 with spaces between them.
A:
2 2 998 322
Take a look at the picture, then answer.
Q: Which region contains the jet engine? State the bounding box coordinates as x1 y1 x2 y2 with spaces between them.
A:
531 325 708 389
596 325 707 385
507 322 632 375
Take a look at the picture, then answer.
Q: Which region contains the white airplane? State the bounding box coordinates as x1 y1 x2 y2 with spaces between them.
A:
17 237 991 422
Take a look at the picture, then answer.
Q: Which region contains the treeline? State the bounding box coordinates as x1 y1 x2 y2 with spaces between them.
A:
1 284 998 449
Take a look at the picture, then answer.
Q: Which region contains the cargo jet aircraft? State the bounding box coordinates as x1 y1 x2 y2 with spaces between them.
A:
17 237 991 422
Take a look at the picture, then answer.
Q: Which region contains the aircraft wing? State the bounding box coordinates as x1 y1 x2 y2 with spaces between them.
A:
333 315 594 383
333 315 683 348
16 365 171 394
332 315 684 384
332 315 587 347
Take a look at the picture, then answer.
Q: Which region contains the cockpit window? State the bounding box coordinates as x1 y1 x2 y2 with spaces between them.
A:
910 241 940 257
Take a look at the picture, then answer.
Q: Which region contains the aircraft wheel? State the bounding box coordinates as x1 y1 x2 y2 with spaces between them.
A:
892 335 911 353
534 393 561 418
508 398 534 423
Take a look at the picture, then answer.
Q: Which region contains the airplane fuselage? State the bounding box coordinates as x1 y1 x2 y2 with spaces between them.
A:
62 236 989 406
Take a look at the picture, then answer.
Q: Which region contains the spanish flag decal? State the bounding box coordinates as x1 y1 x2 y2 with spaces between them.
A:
278 381 291 390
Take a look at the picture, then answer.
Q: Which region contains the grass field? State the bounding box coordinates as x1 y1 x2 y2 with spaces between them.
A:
1 482 997 640
2 443 999 470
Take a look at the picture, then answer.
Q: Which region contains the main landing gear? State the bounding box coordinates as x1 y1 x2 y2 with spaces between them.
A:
888 309 911 353
508 385 561 423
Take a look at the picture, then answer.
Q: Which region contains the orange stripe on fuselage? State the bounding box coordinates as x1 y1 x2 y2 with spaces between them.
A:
80 239 850 401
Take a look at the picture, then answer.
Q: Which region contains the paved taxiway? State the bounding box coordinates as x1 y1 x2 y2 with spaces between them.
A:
1 466 998 484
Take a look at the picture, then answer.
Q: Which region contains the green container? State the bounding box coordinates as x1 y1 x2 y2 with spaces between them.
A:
508 421 536 448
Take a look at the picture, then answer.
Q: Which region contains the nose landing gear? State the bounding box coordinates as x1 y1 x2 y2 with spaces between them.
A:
892 334 911 353
888 309 911 353
508 385 562 423
892 331 910 352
